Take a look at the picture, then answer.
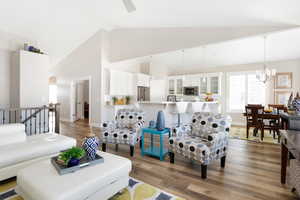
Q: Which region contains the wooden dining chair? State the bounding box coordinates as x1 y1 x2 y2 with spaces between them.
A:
245 105 264 139
260 114 281 143
268 104 287 138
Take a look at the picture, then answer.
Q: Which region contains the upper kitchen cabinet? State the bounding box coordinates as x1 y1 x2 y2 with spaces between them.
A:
136 73 151 87
199 73 222 95
110 70 134 96
183 75 200 87
168 76 184 95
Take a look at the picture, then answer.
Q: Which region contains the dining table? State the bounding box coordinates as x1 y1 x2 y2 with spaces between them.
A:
243 111 282 140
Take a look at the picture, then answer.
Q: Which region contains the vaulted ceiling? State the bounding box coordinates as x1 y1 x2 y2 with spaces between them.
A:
0 0 300 66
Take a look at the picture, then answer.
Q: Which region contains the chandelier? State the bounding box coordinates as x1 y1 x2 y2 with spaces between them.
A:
256 36 276 83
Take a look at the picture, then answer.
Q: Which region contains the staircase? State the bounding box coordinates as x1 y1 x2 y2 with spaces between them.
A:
0 104 60 135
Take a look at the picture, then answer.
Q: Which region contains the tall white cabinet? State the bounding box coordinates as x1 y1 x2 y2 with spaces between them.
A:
10 50 50 107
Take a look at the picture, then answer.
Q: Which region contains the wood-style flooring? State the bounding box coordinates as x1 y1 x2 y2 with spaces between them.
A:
60 119 298 200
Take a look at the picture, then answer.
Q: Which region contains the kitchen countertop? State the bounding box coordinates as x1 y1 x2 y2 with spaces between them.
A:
137 101 218 104
137 101 176 104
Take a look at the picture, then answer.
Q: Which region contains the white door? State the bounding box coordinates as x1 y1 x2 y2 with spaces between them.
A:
76 82 84 119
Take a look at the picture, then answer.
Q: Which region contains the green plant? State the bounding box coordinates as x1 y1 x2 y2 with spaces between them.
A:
112 96 117 105
58 147 85 165
125 96 131 104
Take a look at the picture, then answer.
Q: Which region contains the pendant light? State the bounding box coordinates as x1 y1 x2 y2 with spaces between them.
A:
256 36 276 83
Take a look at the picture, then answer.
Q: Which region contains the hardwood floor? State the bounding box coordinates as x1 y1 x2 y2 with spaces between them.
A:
60 120 297 200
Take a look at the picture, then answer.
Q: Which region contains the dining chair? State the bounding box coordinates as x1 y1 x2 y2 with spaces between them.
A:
268 104 287 138
245 105 264 140
260 113 281 143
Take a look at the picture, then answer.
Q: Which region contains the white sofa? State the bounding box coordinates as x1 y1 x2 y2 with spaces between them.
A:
0 123 76 181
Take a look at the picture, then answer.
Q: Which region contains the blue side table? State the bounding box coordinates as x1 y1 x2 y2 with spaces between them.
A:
141 128 171 161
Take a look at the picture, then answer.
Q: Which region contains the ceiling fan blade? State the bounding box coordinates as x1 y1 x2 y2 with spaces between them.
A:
122 0 136 13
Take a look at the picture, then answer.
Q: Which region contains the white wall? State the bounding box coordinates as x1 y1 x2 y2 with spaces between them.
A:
57 80 71 121
0 50 11 108
51 30 103 126
0 30 37 108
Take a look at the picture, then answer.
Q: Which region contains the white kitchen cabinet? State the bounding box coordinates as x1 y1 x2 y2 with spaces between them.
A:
168 79 175 94
110 70 134 95
199 73 222 95
183 75 199 87
168 76 184 95
210 76 219 94
136 73 150 87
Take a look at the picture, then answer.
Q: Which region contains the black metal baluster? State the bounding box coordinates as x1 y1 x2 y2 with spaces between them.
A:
35 109 37 134
39 109 42 134
15 110 17 123
30 109 32 135
20 110 23 124
25 110 27 134
48 108 50 132
52 108 54 132
43 108 46 133
3 110 5 124
8 111 11 123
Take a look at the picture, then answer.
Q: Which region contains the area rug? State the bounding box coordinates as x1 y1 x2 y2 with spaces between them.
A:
0 178 184 200
230 126 279 144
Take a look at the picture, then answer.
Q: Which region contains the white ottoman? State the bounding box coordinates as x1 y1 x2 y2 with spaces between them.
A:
16 151 132 200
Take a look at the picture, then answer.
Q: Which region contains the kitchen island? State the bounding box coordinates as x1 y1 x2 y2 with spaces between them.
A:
137 101 219 127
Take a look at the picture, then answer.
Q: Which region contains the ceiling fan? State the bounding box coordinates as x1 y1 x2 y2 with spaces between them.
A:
122 0 136 13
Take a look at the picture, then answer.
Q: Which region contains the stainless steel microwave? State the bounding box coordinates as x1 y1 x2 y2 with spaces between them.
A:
183 87 199 96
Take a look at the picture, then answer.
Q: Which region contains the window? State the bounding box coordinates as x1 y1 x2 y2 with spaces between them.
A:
49 85 57 104
227 72 266 112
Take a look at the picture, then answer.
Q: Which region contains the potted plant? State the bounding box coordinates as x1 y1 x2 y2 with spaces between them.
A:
57 147 85 167
125 96 131 105
112 97 118 105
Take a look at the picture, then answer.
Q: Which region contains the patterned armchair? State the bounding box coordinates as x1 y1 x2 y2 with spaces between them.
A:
169 112 232 179
101 109 145 156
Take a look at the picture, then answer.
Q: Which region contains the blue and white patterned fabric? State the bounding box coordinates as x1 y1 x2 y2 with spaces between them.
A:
82 136 99 159
169 112 232 165
101 109 145 146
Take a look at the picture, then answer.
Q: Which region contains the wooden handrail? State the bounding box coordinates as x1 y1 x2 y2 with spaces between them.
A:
22 106 45 124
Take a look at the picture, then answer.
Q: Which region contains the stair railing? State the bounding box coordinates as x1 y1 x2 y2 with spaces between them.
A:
0 103 60 135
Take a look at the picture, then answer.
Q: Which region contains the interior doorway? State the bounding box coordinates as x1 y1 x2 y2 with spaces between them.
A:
70 77 91 125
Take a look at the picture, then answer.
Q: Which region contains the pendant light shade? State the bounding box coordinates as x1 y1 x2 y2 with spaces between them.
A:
256 36 276 83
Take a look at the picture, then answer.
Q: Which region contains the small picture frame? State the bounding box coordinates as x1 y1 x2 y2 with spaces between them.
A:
275 91 291 105
275 72 292 89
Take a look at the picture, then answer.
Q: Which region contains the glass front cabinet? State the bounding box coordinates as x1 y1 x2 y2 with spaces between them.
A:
168 76 184 95
168 73 221 96
199 73 221 95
